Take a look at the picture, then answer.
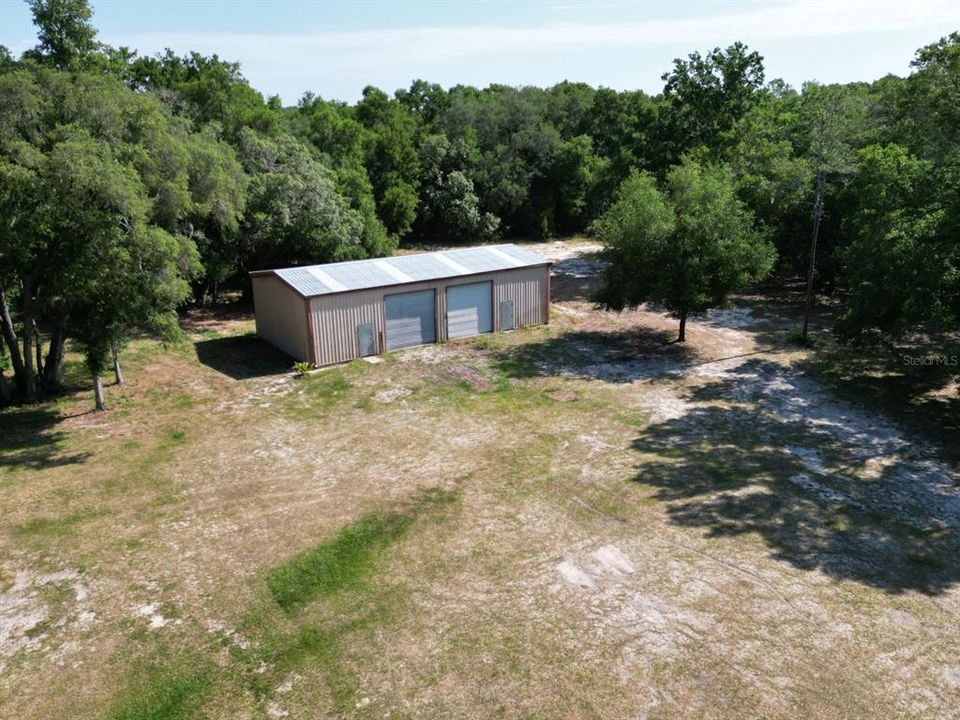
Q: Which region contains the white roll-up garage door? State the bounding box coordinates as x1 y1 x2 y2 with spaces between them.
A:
385 289 436 351
447 281 493 339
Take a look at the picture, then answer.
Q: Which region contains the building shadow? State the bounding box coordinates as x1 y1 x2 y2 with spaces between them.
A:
629 359 960 595
194 333 295 380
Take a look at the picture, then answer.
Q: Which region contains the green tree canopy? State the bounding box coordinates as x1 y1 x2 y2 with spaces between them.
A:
238 130 385 269
23 0 99 69
0 64 203 405
594 160 776 341
836 144 958 343
661 42 766 161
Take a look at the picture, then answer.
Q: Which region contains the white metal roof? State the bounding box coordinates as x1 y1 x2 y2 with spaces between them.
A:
258 244 550 298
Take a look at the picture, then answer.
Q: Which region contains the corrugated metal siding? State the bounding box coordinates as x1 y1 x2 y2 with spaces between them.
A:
308 287 385 366
493 266 548 329
306 265 549 367
252 275 309 361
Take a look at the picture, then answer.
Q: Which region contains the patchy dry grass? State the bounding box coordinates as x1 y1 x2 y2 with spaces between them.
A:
1 240 959 720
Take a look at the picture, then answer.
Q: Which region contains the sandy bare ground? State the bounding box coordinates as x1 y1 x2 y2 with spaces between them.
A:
1 239 958 719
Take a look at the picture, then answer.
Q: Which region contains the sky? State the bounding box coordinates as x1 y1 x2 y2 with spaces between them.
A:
1 0 957 104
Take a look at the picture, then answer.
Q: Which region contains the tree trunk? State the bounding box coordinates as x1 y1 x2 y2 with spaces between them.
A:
33 320 43 379
678 310 688 343
93 373 105 411
42 311 67 388
111 343 123 385
802 187 824 341
803 109 829 344
0 286 25 396
0 372 10 405
21 277 35 400
197 280 210 306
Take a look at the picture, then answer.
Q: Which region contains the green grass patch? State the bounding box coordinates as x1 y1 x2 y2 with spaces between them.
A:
266 487 458 611
284 367 366 419
101 660 212 720
14 507 107 540
99 425 193 497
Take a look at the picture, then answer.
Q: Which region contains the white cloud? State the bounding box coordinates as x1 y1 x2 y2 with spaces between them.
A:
100 0 955 61
5 0 956 101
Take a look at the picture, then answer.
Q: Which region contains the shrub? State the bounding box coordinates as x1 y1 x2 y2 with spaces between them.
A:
292 361 313 377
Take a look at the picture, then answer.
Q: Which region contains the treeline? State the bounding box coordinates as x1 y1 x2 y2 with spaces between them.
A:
0 0 957 407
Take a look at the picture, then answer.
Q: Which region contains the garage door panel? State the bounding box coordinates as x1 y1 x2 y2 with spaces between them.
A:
447 282 493 339
385 290 436 350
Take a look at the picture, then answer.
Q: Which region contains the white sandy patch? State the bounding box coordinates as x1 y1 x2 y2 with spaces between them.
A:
578 432 612 453
252 441 299 466
134 603 170 629
589 545 636 576
275 673 302 694
530 240 603 263
0 568 90 670
557 559 595 589
631 385 690 424
266 701 289 718
375 386 412 403
704 306 756 329
396 343 460 365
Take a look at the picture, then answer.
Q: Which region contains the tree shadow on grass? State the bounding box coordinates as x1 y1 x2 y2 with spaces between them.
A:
493 326 698 383
194 333 295 380
630 360 960 595
0 406 91 474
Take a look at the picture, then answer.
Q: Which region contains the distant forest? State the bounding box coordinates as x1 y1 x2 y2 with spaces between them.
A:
1 0 958 403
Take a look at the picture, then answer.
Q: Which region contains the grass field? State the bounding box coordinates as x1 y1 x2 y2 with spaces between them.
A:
1 240 958 719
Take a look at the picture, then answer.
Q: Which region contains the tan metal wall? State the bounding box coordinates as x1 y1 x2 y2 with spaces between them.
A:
492 265 549 329
307 265 549 366
252 275 310 361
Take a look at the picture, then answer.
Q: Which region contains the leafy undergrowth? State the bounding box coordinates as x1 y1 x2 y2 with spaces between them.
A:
100 487 459 719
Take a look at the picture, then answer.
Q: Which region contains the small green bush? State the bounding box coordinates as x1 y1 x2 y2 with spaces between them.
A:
292 361 313 377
